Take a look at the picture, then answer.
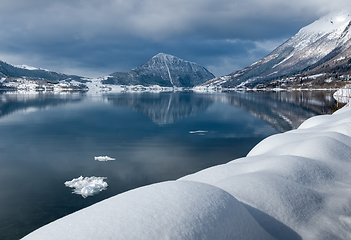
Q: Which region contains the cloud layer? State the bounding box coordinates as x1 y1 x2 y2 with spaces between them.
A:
1 0 351 77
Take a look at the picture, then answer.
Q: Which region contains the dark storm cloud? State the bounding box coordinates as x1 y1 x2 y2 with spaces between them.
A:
0 0 351 77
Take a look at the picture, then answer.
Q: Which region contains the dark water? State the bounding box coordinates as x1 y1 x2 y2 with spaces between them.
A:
0 91 338 239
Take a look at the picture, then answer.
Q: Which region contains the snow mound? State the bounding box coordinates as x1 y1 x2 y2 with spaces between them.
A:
94 156 115 161
23 181 274 240
181 106 351 239
64 176 108 198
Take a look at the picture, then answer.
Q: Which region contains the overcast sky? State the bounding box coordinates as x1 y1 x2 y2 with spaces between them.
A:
1 0 351 78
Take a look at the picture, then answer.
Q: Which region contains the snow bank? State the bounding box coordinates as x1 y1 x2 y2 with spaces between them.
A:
23 106 351 240
181 106 351 239
64 176 108 198
94 156 115 161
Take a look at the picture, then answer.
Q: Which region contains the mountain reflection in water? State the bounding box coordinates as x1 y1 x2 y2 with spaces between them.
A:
104 91 337 132
0 91 338 132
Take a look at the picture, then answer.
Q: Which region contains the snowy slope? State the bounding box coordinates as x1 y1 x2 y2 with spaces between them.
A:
204 11 351 88
104 53 215 88
22 104 351 239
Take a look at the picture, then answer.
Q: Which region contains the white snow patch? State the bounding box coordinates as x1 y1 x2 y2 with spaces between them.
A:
14 64 50 72
164 60 174 87
302 73 326 80
94 156 115 161
266 71 278 76
14 64 39 71
333 85 351 104
237 78 257 88
64 176 108 198
272 53 294 69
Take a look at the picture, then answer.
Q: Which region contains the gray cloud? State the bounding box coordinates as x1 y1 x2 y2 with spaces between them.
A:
0 0 351 77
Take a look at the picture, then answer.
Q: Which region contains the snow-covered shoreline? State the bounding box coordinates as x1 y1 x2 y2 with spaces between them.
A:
22 94 351 239
333 84 351 104
2 76 350 95
0 78 88 93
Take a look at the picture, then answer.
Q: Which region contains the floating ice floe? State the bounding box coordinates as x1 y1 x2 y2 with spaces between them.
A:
189 130 208 134
94 156 115 161
64 176 108 198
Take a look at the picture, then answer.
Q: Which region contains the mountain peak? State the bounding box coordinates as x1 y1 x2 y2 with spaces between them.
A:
300 10 351 36
151 53 184 62
106 54 215 87
153 53 173 58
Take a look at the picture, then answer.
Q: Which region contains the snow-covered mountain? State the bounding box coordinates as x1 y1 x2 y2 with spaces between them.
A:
0 60 89 92
104 53 215 88
0 60 84 82
203 11 351 89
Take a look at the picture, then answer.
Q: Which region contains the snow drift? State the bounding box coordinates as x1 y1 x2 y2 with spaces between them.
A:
23 106 351 240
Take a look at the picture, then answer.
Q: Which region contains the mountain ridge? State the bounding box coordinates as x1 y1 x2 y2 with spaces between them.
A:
3 11 351 92
0 60 84 82
202 11 351 89
0 53 215 92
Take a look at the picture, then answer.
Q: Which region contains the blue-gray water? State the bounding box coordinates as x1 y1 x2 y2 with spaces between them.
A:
0 91 338 239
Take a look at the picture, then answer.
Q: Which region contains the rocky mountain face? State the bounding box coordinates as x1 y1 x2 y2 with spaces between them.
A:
0 60 83 82
103 53 215 88
203 11 351 89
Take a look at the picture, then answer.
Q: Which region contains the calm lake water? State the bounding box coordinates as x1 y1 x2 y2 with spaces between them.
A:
0 90 338 239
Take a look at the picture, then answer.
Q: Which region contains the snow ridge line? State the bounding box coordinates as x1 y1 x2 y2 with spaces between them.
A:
164 59 174 87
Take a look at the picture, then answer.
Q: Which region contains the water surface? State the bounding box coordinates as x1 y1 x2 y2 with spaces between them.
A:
0 91 338 239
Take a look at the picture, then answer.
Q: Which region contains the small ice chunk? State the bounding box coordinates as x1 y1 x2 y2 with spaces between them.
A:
64 176 108 198
189 130 208 134
94 156 115 161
